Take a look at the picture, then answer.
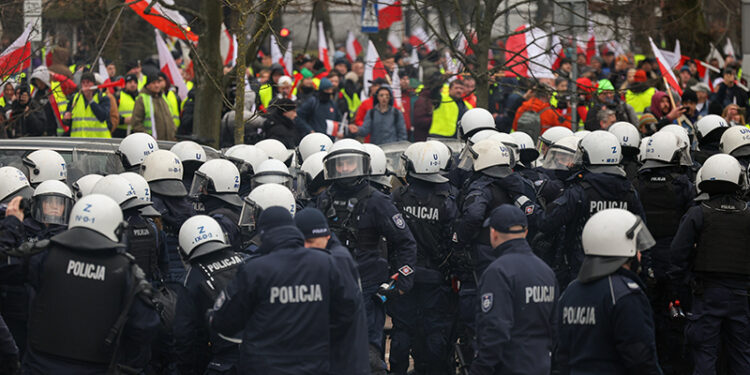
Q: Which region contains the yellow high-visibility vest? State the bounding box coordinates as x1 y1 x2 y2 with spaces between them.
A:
70 93 111 138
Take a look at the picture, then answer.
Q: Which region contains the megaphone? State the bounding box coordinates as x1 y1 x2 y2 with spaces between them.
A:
95 78 125 91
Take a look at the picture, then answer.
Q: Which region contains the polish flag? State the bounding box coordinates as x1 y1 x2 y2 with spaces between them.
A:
155 30 189 100
0 24 33 75
318 22 331 72
724 38 736 58
706 43 725 69
457 31 476 55
584 25 596 64
659 40 682 69
504 25 554 79
270 35 289 75
649 37 683 96
346 31 363 62
391 64 402 111
284 40 293 78
128 0 198 42
409 27 435 52
363 40 387 98
326 119 345 138
378 0 402 30
387 28 402 54
220 24 237 67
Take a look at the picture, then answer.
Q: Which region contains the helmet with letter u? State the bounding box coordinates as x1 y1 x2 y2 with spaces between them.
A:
118 133 158 170
140 150 187 197
401 142 449 183
470 138 514 178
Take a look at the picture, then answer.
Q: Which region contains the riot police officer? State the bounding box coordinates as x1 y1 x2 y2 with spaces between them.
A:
316 139 417 373
255 138 294 165
251 159 294 190
693 114 730 165
536 135 581 204
117 132 159 172
540 131 645 288
510 131 547 184
720 125 750 168
21 149 67 187
0 167 34 253
671 154 750 375
174 215 246 374
389 141 458 375
608 121 642 181
120 172 163 219
364 144 393 194
537 126 574 159
471 204 557 375
209 206 360 374
189 159 244 250
223 145 269 196
22 194 160 373
447 109 498 189
171 140 207 190
297 152 328 209
296 132 333 165
238 183 297 251
556 208 661 374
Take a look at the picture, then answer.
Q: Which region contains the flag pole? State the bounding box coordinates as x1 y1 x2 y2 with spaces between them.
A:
664 76 696 135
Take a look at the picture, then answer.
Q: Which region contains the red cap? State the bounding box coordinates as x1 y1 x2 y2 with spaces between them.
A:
576 77 595 94
634 70 648 83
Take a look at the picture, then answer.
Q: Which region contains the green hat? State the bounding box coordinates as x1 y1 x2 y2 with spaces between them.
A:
300 68 313 79
597 79 614 94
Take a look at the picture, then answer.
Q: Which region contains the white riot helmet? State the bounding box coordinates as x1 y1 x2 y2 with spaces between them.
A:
538 126 574 149
659 125 691 149
541 136 581 171
120 172 161 217
224 145 269 176
574 130 591 139
363 144 392 188
510 131 539 166
487 132 519 167
470 138 513 178
0 166 33 204
459 107 495 139
178 215 229 260
91 174 141 211
640 131 692 169
118 133 158 169
402 142 449 183
468 129 500 145
694 167 709 201
171 141 207 164
23 149 67 186
458 129 500 171
251 159 293 190
720 126 750 157
638 137 651 162
140 150 187 197
255 139 293 165
425 140 454 172
297 133 333 164
239 183 296 230
579 131 622 173
31 180 73 225
190 159 243 207
695 114 730 142
608 122 641 149
699 154 746 193
579 208 655 282
298 152 328 197
66 194 124 243
323 139 371 183
72 174 103 200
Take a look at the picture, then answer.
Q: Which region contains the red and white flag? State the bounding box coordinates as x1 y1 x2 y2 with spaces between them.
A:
504 25 554 79
378 0 402 30
155 30 189 100
724 38 736 58
549 32 563 70
391 64 402 110
318 22 331 72
363 40 387 98
0 24 33 75
326 119 345 138
659 40 682 69
284 40 293 77
387 28 402 54
649 37 683 96
706 43 725 69
219 24 237 67
128 0 198 42
270 35 290 75
346 31 362 62
409 27 435 52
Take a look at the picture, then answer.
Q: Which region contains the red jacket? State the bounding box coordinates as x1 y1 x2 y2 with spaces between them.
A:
512 97 571 133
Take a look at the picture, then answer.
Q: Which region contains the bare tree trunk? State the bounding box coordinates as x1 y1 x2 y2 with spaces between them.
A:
194 0 223 148
234 7 248 145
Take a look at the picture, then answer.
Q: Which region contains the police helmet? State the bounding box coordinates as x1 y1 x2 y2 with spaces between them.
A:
638 136 651 162
579 208 655 282
510 131 540 166
22 149 66 186
608 121 641 149
574 130 591 139
578 131 622 174
538 126 574 148
66 194 124 244
170 141 207 164
542 135 581 171
694 167 709 201
0 166 33 204
224 144 269 176
699 154 746 194
364 144 392 188
640 131 692 169
31 180 73 225
720 126 750 157
402 142 449 183
424 140 455 172
298 152 328 198
190 159 243 207
457 129 499 171
487 132 519 167
459 107 495 140
468 129 500 145
297 133 333 164
117 133 158 169
323 139 371 184
72 174 103 200
120 172 161 218
238 183 296 230
695 114 730 143
471 138 513 178
659 125 691 149
140 150 187 197
91 174 142 211
251 159 294 190
178 215 229 260
255 139 293 165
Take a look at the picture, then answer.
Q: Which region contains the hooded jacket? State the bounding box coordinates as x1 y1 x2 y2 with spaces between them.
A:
358 86 407 144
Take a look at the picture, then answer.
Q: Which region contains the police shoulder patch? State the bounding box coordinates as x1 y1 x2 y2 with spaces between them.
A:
392 213 406 229
481 293 494 313
525 205 534 215
398 265 414 276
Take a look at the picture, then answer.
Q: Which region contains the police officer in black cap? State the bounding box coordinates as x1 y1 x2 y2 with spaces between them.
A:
316 139 417 373
209 206 360 374
556 208 661 374
21 194 160 373
471 204 557 375
173 215 246 374
671 154 750 374
295 208 369 375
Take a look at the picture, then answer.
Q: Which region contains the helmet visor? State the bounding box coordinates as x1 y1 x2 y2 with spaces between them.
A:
227 157 254 176
32 194 73 225
251 171 293 190
188 170 210 198
238 197 260 230
542 148 579 171
456 144 477 171
677 145 693 167
323 152 370 180
627 218 656 252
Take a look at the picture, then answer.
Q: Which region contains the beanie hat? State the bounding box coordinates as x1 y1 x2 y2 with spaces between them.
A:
633 70 648 83
318 78 333 91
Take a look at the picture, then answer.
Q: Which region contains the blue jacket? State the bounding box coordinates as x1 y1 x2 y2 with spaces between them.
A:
359 105 407 145
210 225 360 374
471 238 557 375
556 268 662 375
295 95 341 135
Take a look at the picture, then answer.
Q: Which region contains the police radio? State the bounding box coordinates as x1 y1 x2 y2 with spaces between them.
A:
375 273 400 303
